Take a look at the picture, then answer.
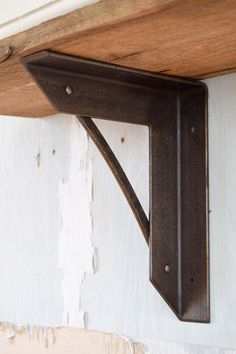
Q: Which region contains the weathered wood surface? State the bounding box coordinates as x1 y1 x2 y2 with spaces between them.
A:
0 325 144 353
1 0 236 117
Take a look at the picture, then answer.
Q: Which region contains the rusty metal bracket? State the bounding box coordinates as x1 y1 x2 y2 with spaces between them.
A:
21 51 209 323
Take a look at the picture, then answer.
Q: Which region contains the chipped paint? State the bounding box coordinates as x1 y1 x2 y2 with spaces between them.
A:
1 323 234 354
58 118 94 327
0 322 56 347
0 323 144 353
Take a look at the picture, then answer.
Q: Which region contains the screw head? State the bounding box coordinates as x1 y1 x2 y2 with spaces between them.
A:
65 85 73 95
164 265 171 273
190 126 195 134
0 45 12 64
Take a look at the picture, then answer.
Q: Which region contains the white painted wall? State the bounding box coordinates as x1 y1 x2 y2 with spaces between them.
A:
0 115 93 327
1 1 236 353
0 74 236 353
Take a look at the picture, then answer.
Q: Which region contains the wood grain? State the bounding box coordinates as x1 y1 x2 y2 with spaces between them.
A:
1 0 236 117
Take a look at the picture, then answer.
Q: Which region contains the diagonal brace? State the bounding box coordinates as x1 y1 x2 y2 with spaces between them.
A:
76 115 149 244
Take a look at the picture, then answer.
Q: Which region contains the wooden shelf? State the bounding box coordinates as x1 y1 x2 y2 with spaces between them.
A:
0 0 236 118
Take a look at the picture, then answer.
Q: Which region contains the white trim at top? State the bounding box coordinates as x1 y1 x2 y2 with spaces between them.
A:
0 0 98 40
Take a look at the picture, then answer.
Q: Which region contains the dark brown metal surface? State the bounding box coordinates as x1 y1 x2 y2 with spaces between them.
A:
21 50 209 323
150 91 209 321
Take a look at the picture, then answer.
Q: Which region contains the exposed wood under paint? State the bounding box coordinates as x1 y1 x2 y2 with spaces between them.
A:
0 325 235 354
0 326 144 353
0 0 236 117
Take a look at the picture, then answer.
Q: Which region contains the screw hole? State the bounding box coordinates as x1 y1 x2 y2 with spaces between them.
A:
190 277 194 283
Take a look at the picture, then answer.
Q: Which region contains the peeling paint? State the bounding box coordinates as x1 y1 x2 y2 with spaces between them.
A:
0 324 144 353
0 323 57 348
58 118 94 327
127 338 136 354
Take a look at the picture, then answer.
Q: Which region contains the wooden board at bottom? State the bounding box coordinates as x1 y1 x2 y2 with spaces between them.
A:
0 324 235 353
0 325 143 354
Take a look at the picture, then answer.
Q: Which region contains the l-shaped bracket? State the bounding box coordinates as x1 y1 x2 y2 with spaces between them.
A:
22 51 209 323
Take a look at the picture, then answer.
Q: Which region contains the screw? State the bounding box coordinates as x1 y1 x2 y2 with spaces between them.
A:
190 126 195 134
0 45 12 64
164 265 171 273
65 85 73 95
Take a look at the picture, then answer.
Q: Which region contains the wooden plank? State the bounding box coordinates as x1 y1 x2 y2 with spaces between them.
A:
0 325 144 353
0 325 233 353
0 0 236 117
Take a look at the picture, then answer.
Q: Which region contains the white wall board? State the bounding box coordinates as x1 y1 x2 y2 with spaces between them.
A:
0 115 93 328
0 73 235 352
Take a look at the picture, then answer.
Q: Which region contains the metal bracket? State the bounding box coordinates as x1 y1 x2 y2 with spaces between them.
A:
22 51 209 323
